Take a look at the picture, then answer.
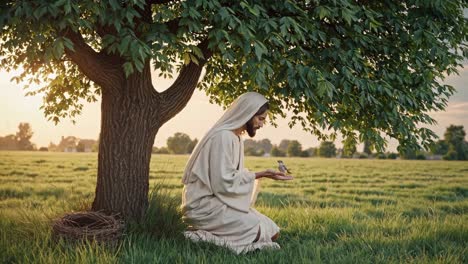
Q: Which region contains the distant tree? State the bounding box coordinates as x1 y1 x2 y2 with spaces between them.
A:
430 140 449 156
399 148 428 160
187 138 198 154
270 146 286 157
415 153 426 160
48 142 58 152
0 135 18 150
278 140 291 153
443 125 467 160
342 137 357 158
244 138 272 156
300 150 310 157
387 153 398 159
305 147 318 157
318 141 336 158
376 153 386 159
16 123 35 150
259 139 273 154
399 148 416 160
358 154 368 159
444 125 466 146
152 146 170 154
287 140 303 157
76 142 86 152
244 139 257 152
167 132 193 154
443 148 458 160
245 147 264 157
38 147 48 151
363 140 373 156
245 147 254 156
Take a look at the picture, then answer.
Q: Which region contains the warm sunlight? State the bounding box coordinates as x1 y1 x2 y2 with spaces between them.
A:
1 66 467 151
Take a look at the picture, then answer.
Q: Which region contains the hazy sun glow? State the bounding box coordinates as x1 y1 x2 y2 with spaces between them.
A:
1 66 467 151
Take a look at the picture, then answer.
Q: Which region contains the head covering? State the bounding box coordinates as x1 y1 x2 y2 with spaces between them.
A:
182 92 268 184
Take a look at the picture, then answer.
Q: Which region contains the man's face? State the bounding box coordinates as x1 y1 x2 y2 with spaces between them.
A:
246 112 268 137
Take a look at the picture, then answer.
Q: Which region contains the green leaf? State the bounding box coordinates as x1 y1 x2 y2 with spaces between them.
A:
316 6 330 20
52 39 65 59
109 0 120 11
254 42 266 61
123 62 134 77
183 53 191 65
119 35 132 55
317 79 334 99
62 37 74 52
341 8 355 25
191 46 204 59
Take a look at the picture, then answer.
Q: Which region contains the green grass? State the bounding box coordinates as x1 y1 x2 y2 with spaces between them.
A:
0 151 467 263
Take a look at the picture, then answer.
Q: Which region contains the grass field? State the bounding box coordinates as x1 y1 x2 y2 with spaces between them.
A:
0 151 467 263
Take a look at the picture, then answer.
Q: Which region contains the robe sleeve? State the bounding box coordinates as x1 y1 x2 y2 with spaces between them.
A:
209 131 255 196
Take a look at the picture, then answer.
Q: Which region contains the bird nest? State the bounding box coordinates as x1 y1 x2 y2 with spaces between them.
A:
52 211 124 245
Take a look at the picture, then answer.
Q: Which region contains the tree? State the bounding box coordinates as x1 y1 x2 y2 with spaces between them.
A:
342 137 357 158
0 123 35 150
245 147 264 156
187 138 198 154
1 1 466 219
167 132 193 154
0 135 17 150
244 139 258 153
363 140 373 156
430 140 449 156
287 140 302 157
259 139 273 154
245 138 272 156
270 146 286 157
152 146 169 154
443 125 467 160
48 142 58 152
16 123 35 150
305 147 317 157
399 148 427 160
318 141 336 158
278 140 291 153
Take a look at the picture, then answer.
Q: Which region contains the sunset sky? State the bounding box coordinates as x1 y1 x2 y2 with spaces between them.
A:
1 64 467 151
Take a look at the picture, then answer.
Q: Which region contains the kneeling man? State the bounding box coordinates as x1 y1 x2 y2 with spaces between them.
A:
181 92 293 254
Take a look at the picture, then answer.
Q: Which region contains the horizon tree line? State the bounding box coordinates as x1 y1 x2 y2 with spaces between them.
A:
2 123 467 161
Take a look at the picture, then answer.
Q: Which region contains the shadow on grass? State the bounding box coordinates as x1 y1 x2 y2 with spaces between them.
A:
126 184 187 239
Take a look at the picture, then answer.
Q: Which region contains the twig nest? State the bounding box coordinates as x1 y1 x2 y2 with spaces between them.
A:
52 211 124 244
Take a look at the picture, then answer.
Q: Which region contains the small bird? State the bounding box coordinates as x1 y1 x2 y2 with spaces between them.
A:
277 160 291 174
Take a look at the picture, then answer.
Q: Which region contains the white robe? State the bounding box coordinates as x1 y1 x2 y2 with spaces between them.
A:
182 130 280 254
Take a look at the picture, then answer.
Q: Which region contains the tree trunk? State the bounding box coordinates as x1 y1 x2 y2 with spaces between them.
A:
62 25 210 221
92 68 159 220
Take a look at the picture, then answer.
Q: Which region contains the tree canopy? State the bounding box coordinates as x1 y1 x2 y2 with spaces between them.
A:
1 1 467 152
442 125 467 160
0 122 35 151
318 141 336 157
166 132 197 154
342 136 357 157
287 140 303 157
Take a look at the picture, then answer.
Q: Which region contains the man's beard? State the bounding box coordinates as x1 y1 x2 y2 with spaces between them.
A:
246 119 257 137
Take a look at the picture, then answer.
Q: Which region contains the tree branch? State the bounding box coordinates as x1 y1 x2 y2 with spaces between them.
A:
158 39 213 125
62 29 123 94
